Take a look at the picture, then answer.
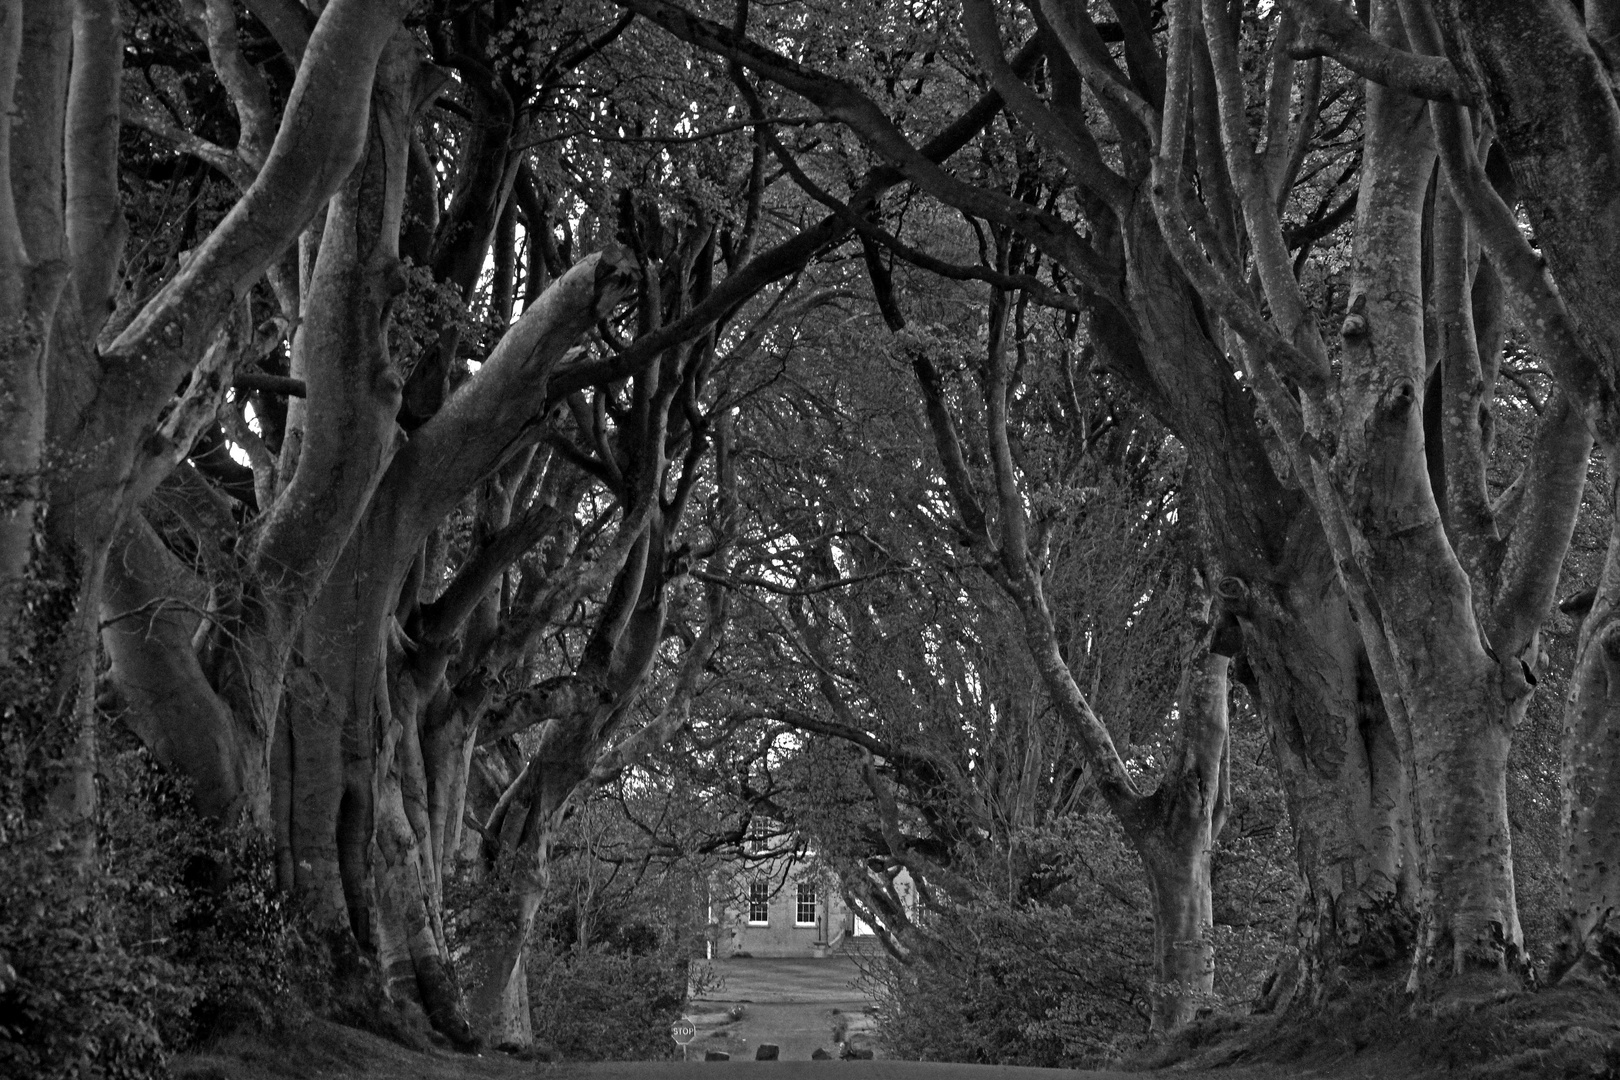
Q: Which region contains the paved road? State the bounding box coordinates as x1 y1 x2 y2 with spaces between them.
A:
686 957 876 1061
690 957 872 1003
547 1063 1137 1079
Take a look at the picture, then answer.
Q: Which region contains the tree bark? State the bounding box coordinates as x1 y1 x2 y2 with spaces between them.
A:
0 0 32 650
103 517 253 818
466 720 593 1049
56 0 411 562
273 248 636 1039
1157 0 1589 992
910 272 1241 1033
1445 0 1620 986
1324 10 1523 986
104 26 436 830
5 0 413 856
1560 493 1620 985
1243 555 1418 1007
2 0 99 856
1093 208 1422 1002
466 510 732 1047
1135 630 1232 1031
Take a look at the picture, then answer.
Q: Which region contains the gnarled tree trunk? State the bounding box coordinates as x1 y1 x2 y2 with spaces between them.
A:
1561 498 1620 985
274 247 636 1039
1132 626 1233 1031
1442 0 1620 988
1242 559 1418 1007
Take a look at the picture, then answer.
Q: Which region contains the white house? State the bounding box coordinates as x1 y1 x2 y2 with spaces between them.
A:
704 853 913 958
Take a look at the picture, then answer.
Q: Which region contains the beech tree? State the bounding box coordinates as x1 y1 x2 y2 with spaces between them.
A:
1410 0 1620 988
3 0 419 846
1152 0 1595 991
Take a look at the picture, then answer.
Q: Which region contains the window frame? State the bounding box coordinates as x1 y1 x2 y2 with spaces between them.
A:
794 880 818 927
747 881 771 926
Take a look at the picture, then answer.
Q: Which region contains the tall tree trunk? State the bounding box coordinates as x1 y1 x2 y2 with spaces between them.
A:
283 542 389 929
466 513 679 1046
1162 0 1589 992
1445 0 1620 987
916 275 1237 1034
2 0 104 865
1097 213 1420 1004
8 0 416 866
278 247 637 1038
1559 469 1620 984
466 725 593 1049
374 628 473 1042
103 517 259 818
1134 629 1232 1031
1329 21 1522 985
0 0 74 656
103 25 433 830
1243 569 1418 1007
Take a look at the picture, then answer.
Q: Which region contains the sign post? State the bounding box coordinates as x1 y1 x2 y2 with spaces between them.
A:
671 1016 698 1061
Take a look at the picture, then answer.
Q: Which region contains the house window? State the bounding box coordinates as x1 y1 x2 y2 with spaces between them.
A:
795 881 818 926
748 881 770 925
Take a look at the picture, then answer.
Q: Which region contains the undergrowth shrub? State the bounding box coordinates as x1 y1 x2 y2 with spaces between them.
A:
524 940 688 1061
447 791 709 1061
871 815 1153 1068
0 745 324 1080
0 564 185 1079
100 750 326 1043
0 814 182 1080
448 862 691 1062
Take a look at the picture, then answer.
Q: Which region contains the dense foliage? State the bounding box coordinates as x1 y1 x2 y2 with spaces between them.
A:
0 747 324 1079
524 946 688 1062
873 817 1154 1067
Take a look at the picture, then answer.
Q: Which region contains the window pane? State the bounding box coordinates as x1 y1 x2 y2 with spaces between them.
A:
795 881 817 925
748 881 769 923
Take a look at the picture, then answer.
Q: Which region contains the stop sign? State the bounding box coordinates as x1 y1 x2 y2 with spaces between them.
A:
671 1017 698 1045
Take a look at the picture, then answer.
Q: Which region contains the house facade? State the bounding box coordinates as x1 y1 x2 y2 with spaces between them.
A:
705 855 911 958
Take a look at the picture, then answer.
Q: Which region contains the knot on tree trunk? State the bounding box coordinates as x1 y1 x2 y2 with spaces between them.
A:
1560 585 1598 618
1384 376 1418 417
1340 312 1367 337
1206 576 1249 658
1339 294 1369 339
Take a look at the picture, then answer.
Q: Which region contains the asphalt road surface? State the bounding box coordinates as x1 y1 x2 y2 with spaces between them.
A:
684 957 874 1062
546 1063 1137 1079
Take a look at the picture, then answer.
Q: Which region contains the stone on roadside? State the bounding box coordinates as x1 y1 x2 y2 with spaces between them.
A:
811 1048 833 1060
755 1044 780 1060
705 1050 730 1061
